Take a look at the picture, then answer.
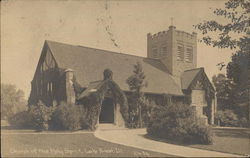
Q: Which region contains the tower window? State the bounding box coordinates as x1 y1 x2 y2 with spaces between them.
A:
185 46 193 62
161 46 167 57
152 47 158 58
177 43 184 61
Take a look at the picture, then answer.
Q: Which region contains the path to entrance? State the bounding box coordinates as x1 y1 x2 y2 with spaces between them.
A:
94 125 243 157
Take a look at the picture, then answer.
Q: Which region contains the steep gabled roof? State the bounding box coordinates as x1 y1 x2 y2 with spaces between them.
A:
45 40 183 96
181 68 203 90
181 67 214 92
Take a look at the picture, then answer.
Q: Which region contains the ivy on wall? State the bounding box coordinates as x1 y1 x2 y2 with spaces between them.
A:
77 79 129 129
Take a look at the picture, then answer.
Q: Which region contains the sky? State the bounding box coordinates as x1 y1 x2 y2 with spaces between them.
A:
1 0 233 99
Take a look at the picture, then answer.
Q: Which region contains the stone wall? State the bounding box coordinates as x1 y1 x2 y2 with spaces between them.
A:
191 89 208 125
65 69 76 105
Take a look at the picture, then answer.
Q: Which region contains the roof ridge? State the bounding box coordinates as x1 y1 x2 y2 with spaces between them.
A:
46 40 150 60
184 67 204 72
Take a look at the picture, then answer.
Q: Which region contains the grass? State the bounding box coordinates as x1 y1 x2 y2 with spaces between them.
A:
1 130 173 157
189 128 250 156
145 127 250 156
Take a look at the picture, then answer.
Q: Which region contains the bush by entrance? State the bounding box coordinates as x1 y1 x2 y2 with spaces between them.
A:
147 103 213 145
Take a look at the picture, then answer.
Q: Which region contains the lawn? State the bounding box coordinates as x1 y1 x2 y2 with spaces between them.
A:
189 128 250 156
145 127 249 156
1 130 173 157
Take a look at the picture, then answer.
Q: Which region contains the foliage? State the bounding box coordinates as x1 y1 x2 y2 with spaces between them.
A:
29 101 55 130
194 0 249 50
8 101 54 130
127 95 156 128
50 103 83 130
140 97 156 127
103 79 129 123
80 95 101 130
1 83 27 120
212 74 236 110
226 52 249 112
195 0 249 126
188 124 214 144
147 103 213 145
8 111 33 129
78 76 129 130
103 68 113 80
78 104 89 129
212 74 249 126
126 62 147 93
126 62 147 128
215 110 240 127
239 117 249 127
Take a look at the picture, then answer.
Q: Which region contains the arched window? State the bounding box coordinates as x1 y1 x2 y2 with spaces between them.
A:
50 82 53 95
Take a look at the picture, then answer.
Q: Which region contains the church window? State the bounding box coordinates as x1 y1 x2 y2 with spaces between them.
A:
50 82 53 94
47 83 50 95
177 43 184 61
185 46 193 62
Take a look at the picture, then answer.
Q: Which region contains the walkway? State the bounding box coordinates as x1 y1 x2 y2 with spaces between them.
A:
94 126 244 157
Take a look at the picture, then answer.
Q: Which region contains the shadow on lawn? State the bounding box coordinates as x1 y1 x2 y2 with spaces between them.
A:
142 129 250 147
142 134 200 146
1 125 44 132
213 129 250 139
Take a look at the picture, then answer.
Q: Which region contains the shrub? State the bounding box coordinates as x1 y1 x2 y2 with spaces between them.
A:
8 101 54 130
50 103 82 130
239 117 249 128
79 94 101 130
127 96 156 128
8 111 33 129
188 124 213 144
147 103 213 144
78 104 90 129
215 110 239 127
29 101 55 130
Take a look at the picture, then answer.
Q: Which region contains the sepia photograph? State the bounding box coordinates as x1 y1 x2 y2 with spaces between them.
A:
1 0 249 157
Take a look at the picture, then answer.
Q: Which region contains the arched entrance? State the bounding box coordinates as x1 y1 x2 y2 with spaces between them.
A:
99 97 114 123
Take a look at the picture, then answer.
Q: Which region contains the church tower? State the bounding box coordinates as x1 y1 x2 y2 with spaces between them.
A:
147 26 197 77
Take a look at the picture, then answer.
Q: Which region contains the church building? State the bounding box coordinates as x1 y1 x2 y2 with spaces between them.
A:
28 25 217 127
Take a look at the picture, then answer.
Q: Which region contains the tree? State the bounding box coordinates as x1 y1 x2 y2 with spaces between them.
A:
212 73 235 110
195 0 249 124
195 0 249 50
195 0 249 85
126 62 147 128
1 83 27 120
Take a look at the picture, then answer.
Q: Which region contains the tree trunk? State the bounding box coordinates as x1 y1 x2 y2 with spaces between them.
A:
139 104 142 128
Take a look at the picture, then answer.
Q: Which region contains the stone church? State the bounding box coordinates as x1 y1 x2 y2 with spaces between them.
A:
28 25 217 127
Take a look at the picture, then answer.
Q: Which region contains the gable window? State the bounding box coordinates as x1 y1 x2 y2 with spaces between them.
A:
177 43 184 61
185 46 193 63
161 46 167 57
